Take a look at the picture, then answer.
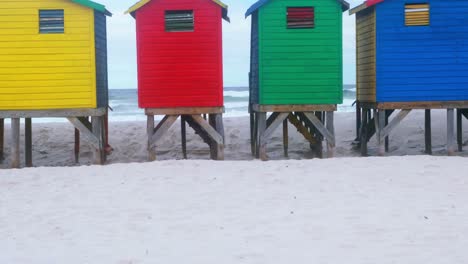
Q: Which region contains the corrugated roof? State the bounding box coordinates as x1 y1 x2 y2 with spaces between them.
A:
125 0 230 21
245 0 350 17
71 0 112 16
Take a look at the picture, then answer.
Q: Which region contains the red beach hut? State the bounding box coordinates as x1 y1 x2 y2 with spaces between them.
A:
126 0 229 160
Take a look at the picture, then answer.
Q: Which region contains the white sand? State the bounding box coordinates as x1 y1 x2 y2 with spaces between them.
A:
1 110 467 168
1 157 468 263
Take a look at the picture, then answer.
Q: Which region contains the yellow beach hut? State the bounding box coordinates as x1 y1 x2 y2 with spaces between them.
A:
0 0 112 168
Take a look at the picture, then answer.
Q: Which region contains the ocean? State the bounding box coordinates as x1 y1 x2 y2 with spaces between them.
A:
109 85 356 122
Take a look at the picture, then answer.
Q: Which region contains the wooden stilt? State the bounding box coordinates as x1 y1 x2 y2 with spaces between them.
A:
283 119 288 157
360 108 368 156
181 116 187 159
147 115 156 161
25 118 32 167
250 112 255 156
447 108 456 156
326 111 335 158
385 110 389 152
425 109 432 155
257 112 267 160
376 110 385 156
457 109 463 151
208 114 218 160
0 118 4 161
74 128 80 163
91 116 104 164
10 118 20 168
315 112 323 158
356 101 361 140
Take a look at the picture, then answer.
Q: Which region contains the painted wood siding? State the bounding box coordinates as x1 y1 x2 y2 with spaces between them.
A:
356 6 376 102
94 10 108 108
258 0 343 105
249 12 259 104
0 0 97 110
376 0 468 102
136 0 224 108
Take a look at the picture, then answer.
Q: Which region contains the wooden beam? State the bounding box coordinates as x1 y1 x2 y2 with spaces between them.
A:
376 110 385 156
457 109 463 152
150 115 179 147
147 115 156 161
303 112 335 146
381 110 412 139
181 116 187 159
74 128 80 163
25 118 32 167
250 113 255 156
355 101 361 141
67 117 100 150
208 114 225 160
91 116 104 165
447 109 456 156
252 104 336 113
191 115 223 145
369 101 468 110
283 119 288 157
326 111 335 158
10 118 20 168
257 112 267 161
260 113 289 143
0 108 106 118
145 107 224 116
360 108 368 156
0 118 4 161
385 110 390 152
425 110 432 155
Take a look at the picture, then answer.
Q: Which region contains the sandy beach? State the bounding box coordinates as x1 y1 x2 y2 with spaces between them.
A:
1 110 468 263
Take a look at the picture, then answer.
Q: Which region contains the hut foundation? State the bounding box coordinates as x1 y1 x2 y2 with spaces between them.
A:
357 102 468 156
0 108 107 168
146 107 225 161
250 104 336 161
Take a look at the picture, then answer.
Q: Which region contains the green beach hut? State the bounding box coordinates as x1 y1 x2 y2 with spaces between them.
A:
246 0 349 160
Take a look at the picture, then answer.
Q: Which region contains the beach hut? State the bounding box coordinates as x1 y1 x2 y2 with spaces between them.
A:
246 0 349 160
350 0 468 156
0 0 111 168
126 0 229 160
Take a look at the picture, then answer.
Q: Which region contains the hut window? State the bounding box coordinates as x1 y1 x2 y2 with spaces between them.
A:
287 7 315 29
165 10 194 32
39 10 64 34
405 4 430 26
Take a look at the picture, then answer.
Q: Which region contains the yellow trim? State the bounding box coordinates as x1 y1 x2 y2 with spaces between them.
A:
125 0 227 14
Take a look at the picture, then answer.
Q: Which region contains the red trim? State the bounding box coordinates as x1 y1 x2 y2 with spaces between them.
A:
366 0 384 7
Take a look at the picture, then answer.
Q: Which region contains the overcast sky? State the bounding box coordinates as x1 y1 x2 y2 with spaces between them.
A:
101 0 363 89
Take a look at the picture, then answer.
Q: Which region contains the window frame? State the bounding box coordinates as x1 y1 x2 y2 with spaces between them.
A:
286 6 315 30
164 10 195 33
39 9 65 34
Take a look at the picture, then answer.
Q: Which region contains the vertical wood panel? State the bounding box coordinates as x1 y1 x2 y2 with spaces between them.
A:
356 6 376 103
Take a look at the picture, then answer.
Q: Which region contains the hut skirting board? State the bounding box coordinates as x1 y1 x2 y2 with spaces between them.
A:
250 104 336 161
0 108 108 168
356 101 468 157
146 107 225 161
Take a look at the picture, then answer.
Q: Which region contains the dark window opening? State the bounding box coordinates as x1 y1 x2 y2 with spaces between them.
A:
165 10 194 32
39 9 64 34
287 7 314 29
405 3 429 26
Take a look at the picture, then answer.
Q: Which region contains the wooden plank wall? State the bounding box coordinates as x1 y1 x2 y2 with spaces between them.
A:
0 0 97 110
356 6 376 102
94 10 108 108
249 12 259 104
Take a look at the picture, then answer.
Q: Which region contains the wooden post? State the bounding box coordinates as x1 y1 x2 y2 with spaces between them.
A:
181 116 187 159
0 118 4 161
257 112 267 160
425 109 432 155
360 108 368 156
376 110 385 156
385 110 390 152
457 109 463 151
147 115 156 161
10 118 20 168
25 118 32 167
326 111 335 158
250 112 255 156
91 116 103 164
447 108 456 156
315 111 324 158
214 113 224 160
74 128 80 163
356 101 361 140
283 119 288 157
